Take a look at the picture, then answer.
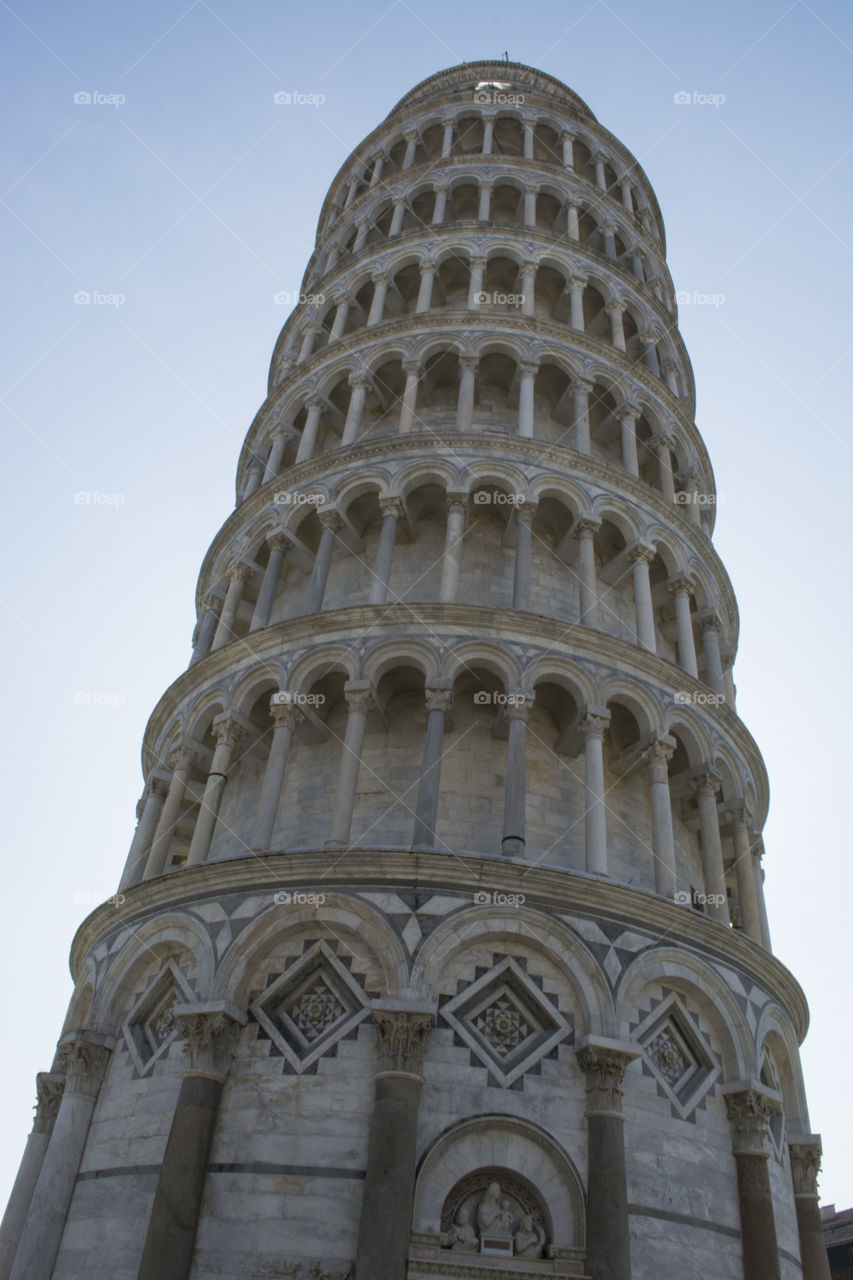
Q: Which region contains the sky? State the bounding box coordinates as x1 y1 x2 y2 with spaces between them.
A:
1 0 851 1214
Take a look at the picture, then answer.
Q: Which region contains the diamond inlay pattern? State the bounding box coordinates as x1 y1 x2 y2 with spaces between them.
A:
647 1026 692 1088
285 979 347 1042
474 995 531 1058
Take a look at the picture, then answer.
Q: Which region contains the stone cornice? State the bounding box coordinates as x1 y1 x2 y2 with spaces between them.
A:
69 849 808 1041
141 603 761 810
204 433 729 631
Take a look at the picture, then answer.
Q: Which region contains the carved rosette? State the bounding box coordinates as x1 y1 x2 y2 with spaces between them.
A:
175 1009 243 1082
576 1045 633 1115
56 1036 111 1098
789 1141 822 1198
725 1089 779 1156
32 1071 65 1134
373 1009 435 1078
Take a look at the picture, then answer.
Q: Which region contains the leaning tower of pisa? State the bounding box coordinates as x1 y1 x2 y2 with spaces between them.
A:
0 60 830 1280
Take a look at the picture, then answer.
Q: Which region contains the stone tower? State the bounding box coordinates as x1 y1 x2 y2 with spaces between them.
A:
0 61 830 1280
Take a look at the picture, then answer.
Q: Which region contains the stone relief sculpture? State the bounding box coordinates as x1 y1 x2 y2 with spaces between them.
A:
446 1206 478 1252
441 1176 549 1256
515 1213 546 1258
476 1181 504 1232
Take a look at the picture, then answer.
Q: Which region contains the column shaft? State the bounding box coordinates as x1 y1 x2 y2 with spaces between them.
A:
190 601 219 666
502 700 530 857
512 509 533 610
295 401 323 464
456 360 476 430
185 720 244 868
118 779 166 890
439 498 467 602
0 1075 64 1280
326 686 371 847
250 536 290 631
694 775 729 922
369 502 400 604
250 705 298 850
575 523 598 626
583 715 609 875
306 516 341 613
144 751 195 880
412 689 450 847
648 741 676 899
629 550 656 652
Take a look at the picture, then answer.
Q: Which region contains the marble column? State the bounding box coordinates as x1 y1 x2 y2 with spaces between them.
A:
389 197 406 237
241 458 263 500
751 835 772 951
326 683 372 848
10 1035 112 1280
297 323 319 363
648 737 677 899
574 519 599 626
561 131 575 167
692 770 730 923
668 577 698 677
520 261 536 317
354 1004 435 1280
330 295 351 341
517 361 537 437
398 361 421 432
651 433 676 502
295 396 323 464
481 116 494 155
573 377 592 453
617 404 640 477
628 545 656 652
456 357 477 430
576 1041 637 1280
185 716 246 868
250 532 292 631
467 257 486 308
602 224 617 261
441 119 453 157
0 1073 64 1280
342 372 371 446
607 299 627 350
593 152 607 189
512 502 535 611
439 494 467 602
431 184 448 225
641 330 661 377
189 595 220 666
523 185 537 228
696 612 726 696
263 425 291 483
621 180 634 212
118 775 168 890
144 745 199 880
366 272 389 327
211 562 253 651
502 692 532 857
569 276 586 330
306 510 343 613
352 220 369 253
789 1139 832 1280
137 1006 245 1280
344 175 360 208
412 685 452 847
369 151 385 186
582 710 610 875
662 361 679 394
401 131 418 169
723 1087 783 1280
477 180 492 222
523 123 535 158
567 202 580 241
726 804 762 944
415 260 435 313
250 700 302 851
369 497 402 604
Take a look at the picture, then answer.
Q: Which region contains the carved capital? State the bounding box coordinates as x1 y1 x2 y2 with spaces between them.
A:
574 517 600 540
648 736 675 784
666 575 693 598
694 609 720 634
725 801 751 832
724 1088 779 1156
572 376 594 397
581 710 610 740
379 496 404 520
266 531 293 555
691 767 722 799
146 775 170 803
344 683 373 716
318 509 344 533
425 685 453 715
568 275 588 292
57 1035 111 1098
627 542 655 566
446 492 469 519
515 500 537 526
170 743 200 774
606 297 626 314
518 359 539 378
32 1072 65 1134
348 370 372 390
211 715 246 755
789 1140 822 1198
505 689 535 721
372 1007 435 1077
174 1004 246 1082
617 402 641 424
576 1044 633 1114
270 701 303 732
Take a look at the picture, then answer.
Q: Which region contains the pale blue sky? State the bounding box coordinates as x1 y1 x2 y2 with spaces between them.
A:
1 0 851 1209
